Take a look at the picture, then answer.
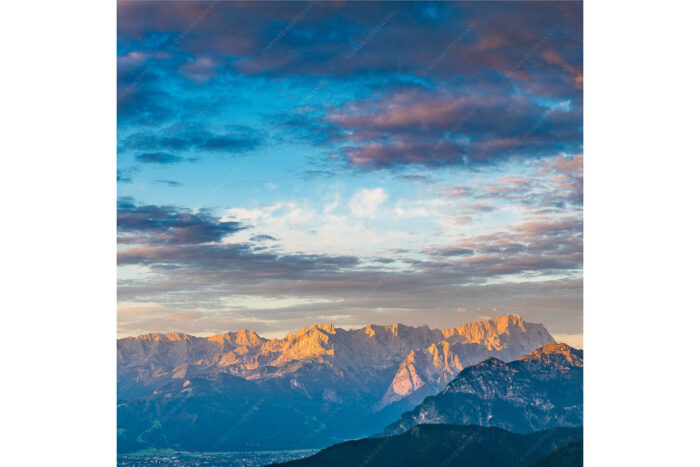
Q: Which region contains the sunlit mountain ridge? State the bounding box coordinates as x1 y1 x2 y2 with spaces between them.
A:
118 315 556 452
118 314 553 404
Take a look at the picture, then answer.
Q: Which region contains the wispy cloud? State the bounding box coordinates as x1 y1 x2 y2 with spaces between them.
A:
349 188 387 217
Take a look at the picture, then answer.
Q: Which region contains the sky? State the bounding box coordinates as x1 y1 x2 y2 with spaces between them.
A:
117 1 583 346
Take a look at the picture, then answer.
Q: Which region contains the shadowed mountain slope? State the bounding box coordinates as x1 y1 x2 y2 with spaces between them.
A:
271 425 582 467
526 438 583 467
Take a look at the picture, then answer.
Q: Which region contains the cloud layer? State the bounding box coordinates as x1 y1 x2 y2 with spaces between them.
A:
117 1 582 171
116 2 583 338
117 197 247 245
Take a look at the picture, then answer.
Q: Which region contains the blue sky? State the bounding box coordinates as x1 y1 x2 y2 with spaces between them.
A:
117 1 583 345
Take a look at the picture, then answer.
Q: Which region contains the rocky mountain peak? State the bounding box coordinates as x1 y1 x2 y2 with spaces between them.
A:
129 332 192 342
517 341 583 367
540 341 577 354
207 329 265 348
439 314 539 349
493 313 526 330
475 356 508 367
296 323 336 336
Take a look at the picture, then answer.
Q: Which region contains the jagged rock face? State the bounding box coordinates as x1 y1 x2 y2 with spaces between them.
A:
382 342 583 436
378 315 554 408
117 315 556 452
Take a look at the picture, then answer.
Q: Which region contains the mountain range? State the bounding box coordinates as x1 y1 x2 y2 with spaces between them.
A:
117 314 555 452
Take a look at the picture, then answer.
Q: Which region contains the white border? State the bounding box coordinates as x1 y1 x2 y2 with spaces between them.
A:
585 0 699 464
1 0 115 464
2 1 699 465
